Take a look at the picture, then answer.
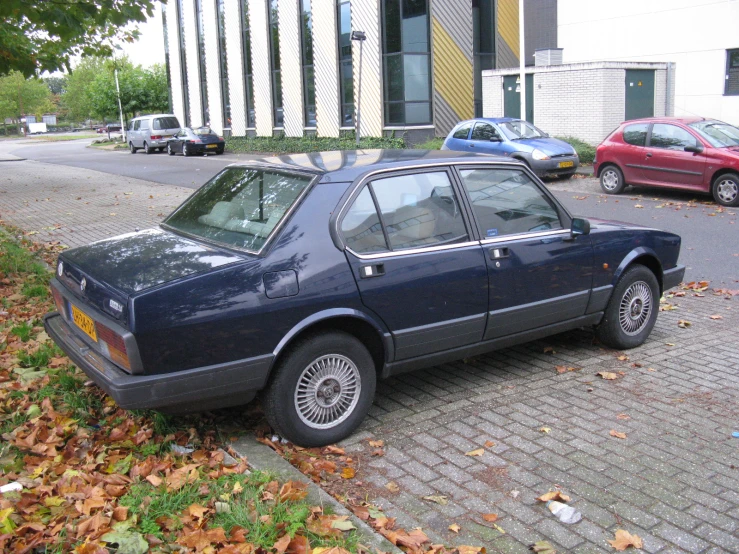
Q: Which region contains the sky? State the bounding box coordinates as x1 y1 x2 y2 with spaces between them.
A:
118 8 166 68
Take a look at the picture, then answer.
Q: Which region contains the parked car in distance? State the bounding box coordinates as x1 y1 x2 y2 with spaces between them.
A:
442 118 580 179
594 117 739 206
106 123 122 133
45 150 684 446
166 127 225 156
128 114 181 154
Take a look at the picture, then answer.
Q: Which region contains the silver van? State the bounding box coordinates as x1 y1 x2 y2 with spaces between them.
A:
127 114 181 154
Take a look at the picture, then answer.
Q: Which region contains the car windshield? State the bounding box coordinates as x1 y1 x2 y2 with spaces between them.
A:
497 120 546 140
194 126 217 136
163 168 314 252
688 120 739 148
153 117 180 130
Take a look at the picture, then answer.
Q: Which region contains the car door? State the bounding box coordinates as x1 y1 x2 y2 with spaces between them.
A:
131 120 142 146
444 122 473 152
617 122 650 184
173 130 186 152
340 168 489 360
468 122 507 155
641 123 707 189
455 166 594 339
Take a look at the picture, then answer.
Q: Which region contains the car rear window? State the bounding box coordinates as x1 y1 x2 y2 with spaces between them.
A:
153 117 180 130
623 123 648 146
163 168 313 252
194 126 217 136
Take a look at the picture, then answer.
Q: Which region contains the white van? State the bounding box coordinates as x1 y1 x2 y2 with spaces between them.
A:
127 114 181 154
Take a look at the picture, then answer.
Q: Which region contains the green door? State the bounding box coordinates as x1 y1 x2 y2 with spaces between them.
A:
625 70 655 120
503 74 534 123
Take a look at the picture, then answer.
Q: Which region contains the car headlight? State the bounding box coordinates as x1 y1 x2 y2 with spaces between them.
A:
532 149 550 161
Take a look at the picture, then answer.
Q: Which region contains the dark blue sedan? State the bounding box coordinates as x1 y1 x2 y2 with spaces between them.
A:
45 150 684 446
442 118 580 178
166 126 225 156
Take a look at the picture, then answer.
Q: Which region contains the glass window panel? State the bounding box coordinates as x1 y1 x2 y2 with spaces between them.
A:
453 123 472 139
459 169 562 237
371 171 467 250
384 0 402 53
401 12 427 52
339 2 352 58
689 120 739 147
341 187 388 253
385 54 404 102
404 102 430 124
217 0 230 127
386 103 404 125
177 0 191 126
650 124 697 150
246 75 255 127
622 123 648 146
403 54 430 101
471 123 501 141
196 0 209 124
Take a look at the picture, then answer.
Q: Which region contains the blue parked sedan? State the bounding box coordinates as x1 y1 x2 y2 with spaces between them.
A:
45 150 683 446
442 118 580 178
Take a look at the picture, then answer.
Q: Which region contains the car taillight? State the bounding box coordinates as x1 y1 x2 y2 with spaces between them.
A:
95 321 131 370
190 139 202 144
150 135 162 140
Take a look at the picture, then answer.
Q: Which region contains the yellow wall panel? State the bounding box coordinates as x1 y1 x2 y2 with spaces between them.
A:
432 17 474 121
497 0 519 56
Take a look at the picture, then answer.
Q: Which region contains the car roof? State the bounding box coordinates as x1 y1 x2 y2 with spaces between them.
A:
226 149 517 182
622 116 706 125
132 114 179 120
456 117 520 126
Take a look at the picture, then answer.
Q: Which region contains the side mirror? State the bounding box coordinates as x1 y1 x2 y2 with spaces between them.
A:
571 217 590 238
684 144 704 154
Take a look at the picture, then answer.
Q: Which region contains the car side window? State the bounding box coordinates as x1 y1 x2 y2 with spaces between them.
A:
452 123 472 140
371 171 468 250
649 124 697 150
140 119 150 131
133 120 141 131
341 187 389 254
458 168 562 237
471 123 500 141
623 123 648 146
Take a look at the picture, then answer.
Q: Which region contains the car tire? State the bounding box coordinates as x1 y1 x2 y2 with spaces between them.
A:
216 148 224 155
599 165 626 194
129 142 137 154
262 331 376 447
167 143 175 156
183 143 190 157
595 265 659 350
144 141 152 155
712 172 739 207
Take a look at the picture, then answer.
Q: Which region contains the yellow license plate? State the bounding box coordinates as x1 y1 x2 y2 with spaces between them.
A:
558 161 574 168
72 305 97 342
206 144 217 149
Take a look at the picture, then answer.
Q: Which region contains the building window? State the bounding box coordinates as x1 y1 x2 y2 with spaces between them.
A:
162 3 173 114
195 0 210 125
300 0 316 127
176 0 190 126
381 0 432 126
241 1 255 128
472 0 495 117
337 0 354 126
269 0 283 127
216 0 230 129
726 49 739 96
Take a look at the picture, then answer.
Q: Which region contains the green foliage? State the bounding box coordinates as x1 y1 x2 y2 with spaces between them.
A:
62 57 107 122
43 76 67 95
556 135 596 164
226 133 406 154
0 0 159 77
414 137 445 150
0 71 53 123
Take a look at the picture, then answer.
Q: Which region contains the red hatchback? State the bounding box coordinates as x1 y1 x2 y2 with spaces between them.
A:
594 117 739 206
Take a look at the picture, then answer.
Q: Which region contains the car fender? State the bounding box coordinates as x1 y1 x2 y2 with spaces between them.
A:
271 307 394 365
613 246 663 286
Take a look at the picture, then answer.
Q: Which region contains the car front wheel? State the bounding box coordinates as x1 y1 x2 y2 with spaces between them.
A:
712 172 739 207
129 142 137 154
600 165 626 194
262 331 376 447
183 143 190 157
167 143 175 156
596 265 659 350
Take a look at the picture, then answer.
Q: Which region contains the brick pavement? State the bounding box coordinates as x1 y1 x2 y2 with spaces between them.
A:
2 155 738 552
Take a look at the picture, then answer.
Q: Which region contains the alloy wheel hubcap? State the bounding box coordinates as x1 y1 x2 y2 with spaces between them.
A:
716 179 738 204
295 354 361 429
602 170 619 191
619 281 652 335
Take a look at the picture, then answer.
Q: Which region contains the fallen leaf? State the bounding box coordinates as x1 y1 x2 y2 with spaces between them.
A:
449 523 461 533
530 540 557 553
634 204 644 208
677 319 692 328
607 529 643 551
273 533 291 554
385 481 399 493
423 495 448 505
341 467 356 479
666 342 675 346
617 355 629 361
465 448 485 457
482 513 498 522
331 517 356 531
100 530 148 554
537 490 571 503
539 427 551 433
709 314 723 320
457 548 486 554
610 430 628 439
555 365 581 374
323 445 345 455
543 347 555 354
484 440 495 448
616 413 630 420
598 371 620 380
368 439 384 448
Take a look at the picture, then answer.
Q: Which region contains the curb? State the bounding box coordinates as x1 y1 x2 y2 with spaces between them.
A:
0 157 26 162
228 433 404 554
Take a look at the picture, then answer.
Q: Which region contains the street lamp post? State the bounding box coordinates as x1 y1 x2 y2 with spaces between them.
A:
518 0 526 122
351 30 366 148
114 68 126 143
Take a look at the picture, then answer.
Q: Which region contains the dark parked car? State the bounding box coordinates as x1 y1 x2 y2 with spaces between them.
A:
167 126 225 156
442 118 580 178
45 151 684 446
594 117 739 206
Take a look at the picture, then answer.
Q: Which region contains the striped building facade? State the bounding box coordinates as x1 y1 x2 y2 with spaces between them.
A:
162 0 554 140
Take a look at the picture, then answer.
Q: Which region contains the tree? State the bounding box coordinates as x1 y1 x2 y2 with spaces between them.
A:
44 76 67 95
0 0 162 77
62 57 107 123
0 71 53 132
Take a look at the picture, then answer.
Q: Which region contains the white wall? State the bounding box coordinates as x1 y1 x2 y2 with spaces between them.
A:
557 0 739 124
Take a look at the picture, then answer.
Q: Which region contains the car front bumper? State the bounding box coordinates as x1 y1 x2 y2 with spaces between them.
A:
44 312 272 410
663 265 686 292
529 156 580 177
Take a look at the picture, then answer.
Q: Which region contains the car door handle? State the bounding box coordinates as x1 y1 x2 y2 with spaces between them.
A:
360 264 385 278
646 152 652 158
488 247 509 260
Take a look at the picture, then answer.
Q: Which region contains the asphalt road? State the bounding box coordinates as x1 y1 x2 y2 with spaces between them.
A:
3 138 737 285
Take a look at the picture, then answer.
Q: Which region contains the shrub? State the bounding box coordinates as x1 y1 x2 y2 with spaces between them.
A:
226 132 405 154
556 136 596 164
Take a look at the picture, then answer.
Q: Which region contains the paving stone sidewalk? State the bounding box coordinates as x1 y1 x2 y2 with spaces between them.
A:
2 156 738 553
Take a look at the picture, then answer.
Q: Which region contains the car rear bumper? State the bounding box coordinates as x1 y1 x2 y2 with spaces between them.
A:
192 143 224 153
663 264 686 292
44 312 272 410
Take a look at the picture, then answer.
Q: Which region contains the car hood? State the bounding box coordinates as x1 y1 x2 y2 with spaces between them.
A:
513 137 577 156
60 228 244 296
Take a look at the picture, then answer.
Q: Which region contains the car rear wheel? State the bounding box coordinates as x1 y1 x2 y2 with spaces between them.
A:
143 141 152 155
216 148 224 155
600 165 625 194
167 143 175 156
262 331 376 447
712 172 739 207
596 265 659 350
129 142 137 154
